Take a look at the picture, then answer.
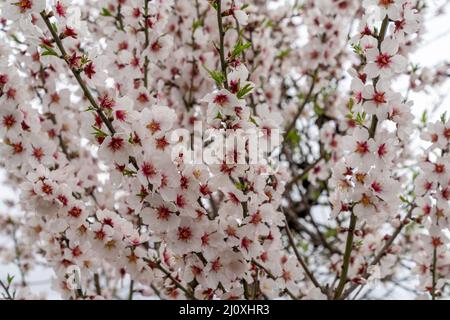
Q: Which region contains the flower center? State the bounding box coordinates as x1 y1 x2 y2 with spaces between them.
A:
41 183 53 195
141 162 156 178
371 181 383 193
68 206 82 218
373 92 386 105
361 194 372 206
146 120 161 133
355 141 369 154
156 206 170 220
213 93 229 106
32 147 44 161
376 53 391 68
177 226 192 242
11 142 23 154
444 128 450 139
434 163 445 174
3 114 16 128
151 41 161 52
377 143 387 157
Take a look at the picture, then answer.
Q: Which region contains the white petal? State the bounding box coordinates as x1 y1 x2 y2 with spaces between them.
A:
365 48 379 61
364 63 379 79
234 10 248 26
391 55 407 73
381 38 398 56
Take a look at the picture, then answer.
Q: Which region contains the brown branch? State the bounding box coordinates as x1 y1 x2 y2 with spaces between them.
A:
282 70 318 144
40 11 116 136
333 213 357 299
285 219 326 295
340 205 414 299
216 0 228 89
283 154 324 196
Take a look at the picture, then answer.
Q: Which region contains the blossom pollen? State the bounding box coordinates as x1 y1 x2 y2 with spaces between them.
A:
11 142 24 154
378 0 394 7
13 0 32 13
360 194 372 206
146 120 161 133
434 163 445 174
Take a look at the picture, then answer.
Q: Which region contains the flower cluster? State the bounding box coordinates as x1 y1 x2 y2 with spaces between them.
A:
0 0 449 301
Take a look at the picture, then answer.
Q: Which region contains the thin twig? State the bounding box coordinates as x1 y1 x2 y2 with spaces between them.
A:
216 0 228 89
284 219 325 294
333 213 357 299
40 11 116 136
340 205 414 299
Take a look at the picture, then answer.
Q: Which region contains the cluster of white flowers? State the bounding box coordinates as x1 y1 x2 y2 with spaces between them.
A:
328 0 426 298
0 0 449 300
411 118 450 298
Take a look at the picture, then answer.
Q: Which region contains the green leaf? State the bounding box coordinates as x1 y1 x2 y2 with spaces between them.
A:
80 54 90 66
230 40 251 61
351 43 363 56
209 1 218 10
276 49 291 59
440 111 447 124
202 65 225 87
237 83 253 99
6 274 14 285
10 34 23 44
299 241 309 252
313 102 325 117
40 44 58 57
411 63 420 73
286 130 301 146
347 98 354 111
234 182 246 191
51 22 58 34
91 126 108 139
399 196 410 204
192 20 203 31
355 112 367 125
100 7 113 17
421 110 427 125
264 19 274 28
123 168 137 177
311 189 321 201
324 228 337 239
